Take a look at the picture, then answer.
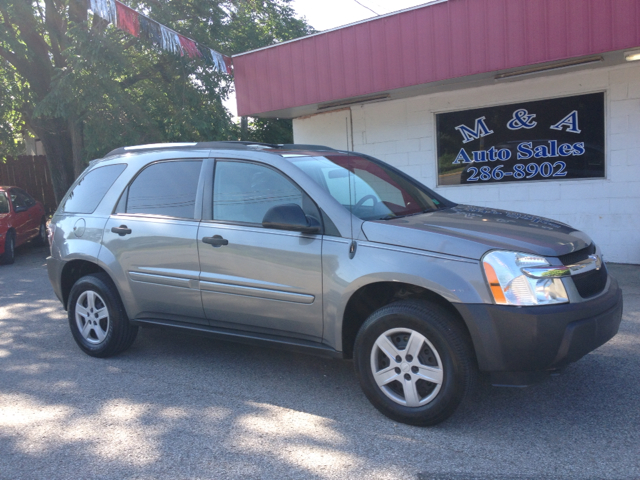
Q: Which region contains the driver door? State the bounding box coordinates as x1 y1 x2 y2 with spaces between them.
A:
8 189 31 245
197 159 324 340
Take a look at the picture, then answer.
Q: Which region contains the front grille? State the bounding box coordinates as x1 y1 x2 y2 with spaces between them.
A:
558 244 607 298
557 243 596 265
572 263 608 298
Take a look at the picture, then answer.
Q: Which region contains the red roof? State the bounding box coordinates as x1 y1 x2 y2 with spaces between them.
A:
233 0 640 117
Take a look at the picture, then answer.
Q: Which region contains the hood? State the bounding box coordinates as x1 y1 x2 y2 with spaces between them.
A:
361 205 591 260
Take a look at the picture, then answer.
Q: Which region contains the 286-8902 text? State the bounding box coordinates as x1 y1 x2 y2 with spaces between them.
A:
466 162 567 182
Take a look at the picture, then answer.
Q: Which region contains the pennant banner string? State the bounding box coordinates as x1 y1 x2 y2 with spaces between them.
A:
87 0 232 74
115 1 139 37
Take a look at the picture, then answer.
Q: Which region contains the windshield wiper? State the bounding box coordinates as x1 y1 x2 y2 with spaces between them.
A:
377 208 437 221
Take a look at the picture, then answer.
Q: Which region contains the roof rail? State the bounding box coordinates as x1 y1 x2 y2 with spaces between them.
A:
278 144 336 151
103 141 335 157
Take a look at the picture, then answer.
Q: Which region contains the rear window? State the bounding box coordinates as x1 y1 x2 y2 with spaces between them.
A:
61 164 126 214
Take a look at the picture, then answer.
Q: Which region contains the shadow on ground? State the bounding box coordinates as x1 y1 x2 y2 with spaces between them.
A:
1 248 639 479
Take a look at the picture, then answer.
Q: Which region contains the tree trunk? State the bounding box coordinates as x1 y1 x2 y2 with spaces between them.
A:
30 117 75 203
69 116 86 178
240 116 248 141
68 0 88 24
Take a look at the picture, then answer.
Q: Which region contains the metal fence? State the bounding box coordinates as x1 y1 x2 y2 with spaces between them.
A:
0 156 57 215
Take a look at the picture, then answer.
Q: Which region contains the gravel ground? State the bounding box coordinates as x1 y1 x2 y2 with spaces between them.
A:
1 244 639 480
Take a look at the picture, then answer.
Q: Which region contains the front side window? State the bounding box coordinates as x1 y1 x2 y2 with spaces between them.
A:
9 189 26 210
213 161 314 225
124 160 202 219
15 189 36 207
290 154 451 221
62 164 127 214
0 193 9 214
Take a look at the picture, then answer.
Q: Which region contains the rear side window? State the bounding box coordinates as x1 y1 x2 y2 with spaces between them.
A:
61 164 126 214
123 160 202 219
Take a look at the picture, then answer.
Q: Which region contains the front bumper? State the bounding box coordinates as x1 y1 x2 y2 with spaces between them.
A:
455 276 623 386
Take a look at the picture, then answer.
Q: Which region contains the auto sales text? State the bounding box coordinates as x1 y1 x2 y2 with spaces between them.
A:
452 140 585 164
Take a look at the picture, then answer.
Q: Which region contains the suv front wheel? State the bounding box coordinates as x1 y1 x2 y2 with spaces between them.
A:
68 273 138 358
354 300 476 426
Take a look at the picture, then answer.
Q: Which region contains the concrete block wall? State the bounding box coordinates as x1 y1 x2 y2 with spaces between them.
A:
293 63 640 264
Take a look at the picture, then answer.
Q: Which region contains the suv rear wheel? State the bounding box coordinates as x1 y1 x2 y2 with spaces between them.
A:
354 300 476 426
68 273 138 357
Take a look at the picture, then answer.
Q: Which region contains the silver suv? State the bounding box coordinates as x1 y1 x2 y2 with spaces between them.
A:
47 142 623 426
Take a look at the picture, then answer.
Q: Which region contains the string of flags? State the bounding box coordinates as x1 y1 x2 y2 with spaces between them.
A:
87 0 233 74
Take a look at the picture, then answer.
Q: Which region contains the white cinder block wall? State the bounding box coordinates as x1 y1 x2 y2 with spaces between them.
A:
293 63 640 264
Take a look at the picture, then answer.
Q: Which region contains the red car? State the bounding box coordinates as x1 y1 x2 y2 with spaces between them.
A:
0 186 47 265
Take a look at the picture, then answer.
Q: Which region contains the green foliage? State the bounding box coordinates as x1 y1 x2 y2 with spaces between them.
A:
0 0 313 174
0 61 27 158
223 0 313 53
37 18 236 160
245 117 293 144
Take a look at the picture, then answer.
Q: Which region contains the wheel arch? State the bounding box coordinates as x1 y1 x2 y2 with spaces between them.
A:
60 259 108 310
341 281 474 360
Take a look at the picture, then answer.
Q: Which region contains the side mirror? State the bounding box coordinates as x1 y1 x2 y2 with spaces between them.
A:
262 204 321 234
14 205 28 213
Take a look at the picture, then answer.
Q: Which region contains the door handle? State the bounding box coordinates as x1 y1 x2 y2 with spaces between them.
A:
111 225 132 236
202 235 228 247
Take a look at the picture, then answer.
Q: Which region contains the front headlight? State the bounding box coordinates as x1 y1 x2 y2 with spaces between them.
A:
482 251 568 306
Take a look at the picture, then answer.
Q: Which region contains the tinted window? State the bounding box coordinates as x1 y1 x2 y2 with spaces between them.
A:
213 161 306 225
62 164 127 214
16 189 36 207
126 160 202 218
0 193 8 214
9 190 26 210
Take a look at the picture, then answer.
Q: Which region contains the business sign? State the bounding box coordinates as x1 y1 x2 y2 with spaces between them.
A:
436 93 605 185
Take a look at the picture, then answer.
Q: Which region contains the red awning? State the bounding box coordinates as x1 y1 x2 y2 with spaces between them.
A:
233 0 640 118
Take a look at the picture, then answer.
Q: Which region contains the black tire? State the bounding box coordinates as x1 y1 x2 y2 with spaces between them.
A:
0 231 15 265
33 218 48 246
68 273 138 358
354 300 477 426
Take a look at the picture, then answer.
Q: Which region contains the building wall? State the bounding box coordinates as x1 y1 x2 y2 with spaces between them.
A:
293 108 353 152
293 63 640 264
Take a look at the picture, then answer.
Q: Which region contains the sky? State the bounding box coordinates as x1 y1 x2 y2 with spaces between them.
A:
291 0 435 31
225 0 435 118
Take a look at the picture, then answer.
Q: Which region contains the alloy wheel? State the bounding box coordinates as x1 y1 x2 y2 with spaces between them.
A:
75 290 110 344
370 327 443 407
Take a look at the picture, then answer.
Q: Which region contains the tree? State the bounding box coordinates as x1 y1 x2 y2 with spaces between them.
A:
0 0 313 201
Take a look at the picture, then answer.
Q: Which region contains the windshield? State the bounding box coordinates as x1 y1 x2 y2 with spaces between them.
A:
289 154 451 220
0 193 8 214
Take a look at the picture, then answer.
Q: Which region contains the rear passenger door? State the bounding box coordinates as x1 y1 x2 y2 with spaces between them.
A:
103 159 207 325
197 159 324 340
